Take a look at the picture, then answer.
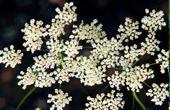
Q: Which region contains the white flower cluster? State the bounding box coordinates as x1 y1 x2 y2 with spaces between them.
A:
71 19 106 40
33 53 57 71
17 67 55 89
63 39 82 59
48 2 77 39
47 89 72 110
142 9 166 32
0 2 166 109
156 49 169 73
0 45 23 68
21 19 47 53
146 83 169 106
85 90 125 110
124 64 154 92
90 37 123 68
107 64 154 92
17 67 37 89
107 71 125 90
117 17 141 42
73 56 106 86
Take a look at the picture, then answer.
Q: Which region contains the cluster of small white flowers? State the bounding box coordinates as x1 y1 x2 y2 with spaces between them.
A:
90 37 123 68
17 67 37 89
32 53 57 71
17 67 55 89
48 2 77 39
141 9 166 32
11 2 168 109
21 19 47 53
34 71 55 88
119 44 141 67
124 64 154 92
46 38 64 53
85 90 125 110
107 71 125 90
47 89 72 110
71 19 106 40
146 83 169 106
117 17 141 42
53 68 70 84
107 64 154 92
140 33 160 56
156 49 169 73
74 56 106 86
63 39 82 58
0 45 23 68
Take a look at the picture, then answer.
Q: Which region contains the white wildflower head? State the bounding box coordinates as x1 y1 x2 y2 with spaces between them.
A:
140 33 160 56
71 19 106 40
117 17 141 42
63 39 82 58
0 45 23 68
107 71 125 90
124 64 154 92
32 53 57 71
34 72 55 88
74 56 106 86
156 49 169 73
141 9 166 32
17 67 55 89
21 19 47 53
85 90 125 110
146 83 169 106
5 2 167 109
90 37 122 68
17 67 37 89
48 2 77 39
47 89 72 110
54 68 70 84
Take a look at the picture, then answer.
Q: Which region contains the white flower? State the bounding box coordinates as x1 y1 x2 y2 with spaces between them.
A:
140 33 160 56
21 19 47 53
14 3 168 110
35 72 55 88
63 39 82 58
107 71 125 90
54 68 70 84
0 45 23 68
47 89 72 110
119 44 140 67
17 67 55 89
85 90 125 110
124 64 154 92
146 83 169 105
90 37 122 68
48 2 77 39
141 9 166 32
117 17 141 42
156 49 169 73
71 19 106 40
74 56 106 86
33 53 57 71
17 67 37 89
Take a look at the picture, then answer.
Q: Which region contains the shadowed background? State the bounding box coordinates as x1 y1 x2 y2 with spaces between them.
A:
0 0 168 110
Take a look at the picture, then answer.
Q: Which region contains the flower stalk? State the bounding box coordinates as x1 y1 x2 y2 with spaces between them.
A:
16 87 37 110
132 91 147 110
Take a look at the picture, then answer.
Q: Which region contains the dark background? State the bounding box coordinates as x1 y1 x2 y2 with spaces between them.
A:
0 0 168 110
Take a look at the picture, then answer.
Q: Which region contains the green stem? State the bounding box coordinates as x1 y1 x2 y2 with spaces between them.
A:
16 87 37 110
132 91 147 110
101 84 109 92
132 94 135 110
142 82 152 88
